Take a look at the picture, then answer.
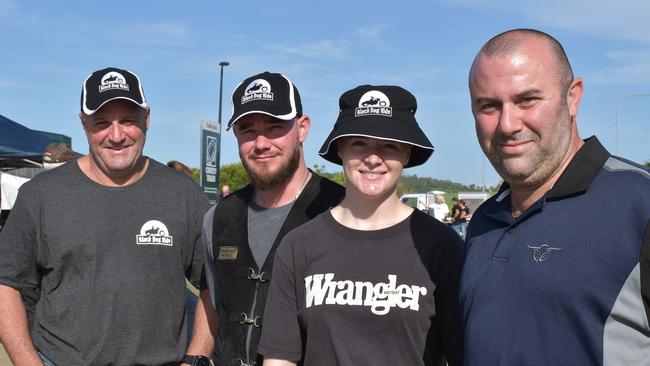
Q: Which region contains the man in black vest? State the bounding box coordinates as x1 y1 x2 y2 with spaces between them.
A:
195 72 345 366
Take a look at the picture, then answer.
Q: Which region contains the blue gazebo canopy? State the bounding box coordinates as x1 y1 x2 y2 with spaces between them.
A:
0 114 54 159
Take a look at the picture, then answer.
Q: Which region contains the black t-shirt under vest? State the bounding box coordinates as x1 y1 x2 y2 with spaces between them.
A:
211 174 344 366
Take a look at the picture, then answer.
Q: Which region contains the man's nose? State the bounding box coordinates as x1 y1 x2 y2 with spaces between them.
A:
107 122 126 142
497 103 523 136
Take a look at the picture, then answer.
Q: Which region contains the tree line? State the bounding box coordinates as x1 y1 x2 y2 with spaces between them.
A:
196 160 650 196
209 163 496 196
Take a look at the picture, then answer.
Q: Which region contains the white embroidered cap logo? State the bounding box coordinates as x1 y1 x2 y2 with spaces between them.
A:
99 71 130 93
355 90 392 117
136 220 173 246
241 79 273 104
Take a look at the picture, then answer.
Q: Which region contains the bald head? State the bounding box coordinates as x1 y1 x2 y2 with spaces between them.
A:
471 29 574 94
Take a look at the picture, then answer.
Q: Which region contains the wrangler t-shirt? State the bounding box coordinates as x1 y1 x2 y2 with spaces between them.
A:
258 209 463 366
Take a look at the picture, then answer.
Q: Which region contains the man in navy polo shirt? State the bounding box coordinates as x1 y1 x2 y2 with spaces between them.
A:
460 28 650 365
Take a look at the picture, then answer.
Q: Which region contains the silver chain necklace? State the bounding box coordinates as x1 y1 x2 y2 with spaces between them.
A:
293 171 312 201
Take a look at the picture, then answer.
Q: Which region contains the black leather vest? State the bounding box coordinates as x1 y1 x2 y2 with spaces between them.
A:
211 174 344 366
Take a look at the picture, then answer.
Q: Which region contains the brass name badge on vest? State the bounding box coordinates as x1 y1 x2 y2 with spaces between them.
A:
218 246 238 260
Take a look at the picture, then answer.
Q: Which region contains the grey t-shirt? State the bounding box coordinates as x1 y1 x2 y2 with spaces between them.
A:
0 159 210 366
248 201 294 268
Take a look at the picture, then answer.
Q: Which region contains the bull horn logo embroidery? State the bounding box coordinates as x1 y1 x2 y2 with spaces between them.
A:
526 244 562 262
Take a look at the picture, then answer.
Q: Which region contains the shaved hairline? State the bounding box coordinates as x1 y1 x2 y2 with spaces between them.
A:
470 28 575 94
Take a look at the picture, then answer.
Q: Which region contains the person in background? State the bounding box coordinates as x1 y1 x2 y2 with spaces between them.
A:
431 194 450 223
450 197 462 237
220 184 231 197
259 84 463 366
458 199 470 240
168 160 194 178
42 143 77 169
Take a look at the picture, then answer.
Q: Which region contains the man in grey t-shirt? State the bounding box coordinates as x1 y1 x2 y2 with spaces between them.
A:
0 67 213 366
195 72 344 366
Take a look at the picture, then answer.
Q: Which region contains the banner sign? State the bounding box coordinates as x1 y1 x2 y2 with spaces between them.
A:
200 120 220 204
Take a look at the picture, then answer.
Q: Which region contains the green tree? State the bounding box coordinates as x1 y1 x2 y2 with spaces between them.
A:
219 163 249 191
191 168 200 183
312 164 346 185
645 160 650 168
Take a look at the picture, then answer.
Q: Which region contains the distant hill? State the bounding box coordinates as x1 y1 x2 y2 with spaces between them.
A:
215 163 497 196
399 174 489 194
312 164 496 195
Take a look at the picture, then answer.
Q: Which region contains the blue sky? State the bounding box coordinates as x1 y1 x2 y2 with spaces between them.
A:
1 0 649 187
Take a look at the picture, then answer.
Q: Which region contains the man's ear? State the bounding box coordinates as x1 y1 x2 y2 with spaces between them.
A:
567 77 584 120
144 107 151 131
80 112 89 133
297 115 311 143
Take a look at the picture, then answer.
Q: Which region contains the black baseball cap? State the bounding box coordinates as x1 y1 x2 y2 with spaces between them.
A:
81 67 148 115
319 85 434 168
227 71 302 130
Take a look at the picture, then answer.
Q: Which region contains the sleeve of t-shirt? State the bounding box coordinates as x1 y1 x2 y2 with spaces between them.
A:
641 220 650 328
258 234 303 362
0 186 40 291
185 185 211 288
200 204 219 310
431 231 464 366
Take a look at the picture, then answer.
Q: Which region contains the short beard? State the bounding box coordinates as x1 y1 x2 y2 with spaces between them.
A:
243 144 301 190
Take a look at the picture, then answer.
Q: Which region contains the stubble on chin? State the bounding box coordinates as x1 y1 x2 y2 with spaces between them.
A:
242 146 301 190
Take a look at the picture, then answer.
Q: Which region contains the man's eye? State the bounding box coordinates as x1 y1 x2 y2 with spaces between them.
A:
519 97 538 108
479 104 498 114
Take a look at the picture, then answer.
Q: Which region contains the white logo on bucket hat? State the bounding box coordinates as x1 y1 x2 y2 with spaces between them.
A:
355 90 392 117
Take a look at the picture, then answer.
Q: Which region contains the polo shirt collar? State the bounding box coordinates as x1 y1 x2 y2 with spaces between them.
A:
546 136 610 199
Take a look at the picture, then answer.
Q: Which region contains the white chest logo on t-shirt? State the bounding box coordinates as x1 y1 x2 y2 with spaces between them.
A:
136 220 174 246
304 273 427 315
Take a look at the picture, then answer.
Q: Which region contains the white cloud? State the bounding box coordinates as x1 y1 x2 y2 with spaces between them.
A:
128 21 188 43
605 49 650 63
587 61 650 86
265 39 350 60
262 25 390 61
0 0 16 16
530 2 650 44
444 0 650 44
0 79 18 88
354 25 384 40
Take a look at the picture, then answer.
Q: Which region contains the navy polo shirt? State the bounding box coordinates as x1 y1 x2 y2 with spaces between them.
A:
460 137 650 365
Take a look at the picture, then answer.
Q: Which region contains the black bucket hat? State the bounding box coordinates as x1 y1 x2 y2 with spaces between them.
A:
227 71 302 130
318 85 434 168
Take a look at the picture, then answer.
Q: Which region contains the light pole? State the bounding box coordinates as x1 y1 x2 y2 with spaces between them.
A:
615 93 650 155
217 61 229 186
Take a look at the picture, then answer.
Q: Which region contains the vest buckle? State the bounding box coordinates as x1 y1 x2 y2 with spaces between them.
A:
239 313 263 327
247 268 268 282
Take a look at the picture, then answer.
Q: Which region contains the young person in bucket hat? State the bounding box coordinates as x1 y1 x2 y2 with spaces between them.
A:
258 85 464 366
197 72 344 366
0 67 211 365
